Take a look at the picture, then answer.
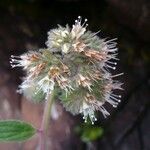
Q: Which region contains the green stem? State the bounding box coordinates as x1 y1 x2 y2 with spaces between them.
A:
39 91 55 150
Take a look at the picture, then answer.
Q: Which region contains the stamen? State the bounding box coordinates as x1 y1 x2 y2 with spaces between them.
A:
11 55 20 58
108 54 119 60
107 48 118 52
107 61 117 65
111 93 122 98
106 64 116 70
91 31 100 37
81 18 88 27
85 23 88 28
99 106 110 118
106 38 117 44
110 95 121 102
111 73 124 78
78 16 81 19
75 16 88 28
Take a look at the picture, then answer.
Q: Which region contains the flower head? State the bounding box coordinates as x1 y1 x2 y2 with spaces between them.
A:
11 17 123 124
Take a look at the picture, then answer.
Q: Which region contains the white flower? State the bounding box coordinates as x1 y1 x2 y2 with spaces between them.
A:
56 76 74 96
10 55 31 69
103 81 123 108
62 43 71 53
71 16 88 39
10 52 40 70
61 30 70 38
46 27 71 53
17 79 32 94
80 101 97 124
37 76 55 94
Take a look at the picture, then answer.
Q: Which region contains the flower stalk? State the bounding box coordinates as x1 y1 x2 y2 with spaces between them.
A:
39 91 55 150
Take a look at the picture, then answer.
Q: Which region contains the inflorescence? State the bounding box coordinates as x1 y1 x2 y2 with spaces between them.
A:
10 16 123 124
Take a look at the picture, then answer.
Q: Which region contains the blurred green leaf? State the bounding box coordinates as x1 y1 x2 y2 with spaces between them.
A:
0 120 36 141
75 123 104 143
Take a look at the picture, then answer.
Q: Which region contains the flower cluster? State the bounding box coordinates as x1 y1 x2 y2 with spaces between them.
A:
10 16 123 124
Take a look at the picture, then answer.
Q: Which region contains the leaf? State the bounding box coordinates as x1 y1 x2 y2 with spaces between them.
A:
0 120 36 142
75 123 104 143
81 126 103 142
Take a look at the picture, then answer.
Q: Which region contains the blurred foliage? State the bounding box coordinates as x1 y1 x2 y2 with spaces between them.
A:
75 123 104 143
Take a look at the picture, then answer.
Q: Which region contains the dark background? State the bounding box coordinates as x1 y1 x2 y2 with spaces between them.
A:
0 0 149 150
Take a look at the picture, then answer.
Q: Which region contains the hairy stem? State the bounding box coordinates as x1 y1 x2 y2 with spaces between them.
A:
39 91 54 150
